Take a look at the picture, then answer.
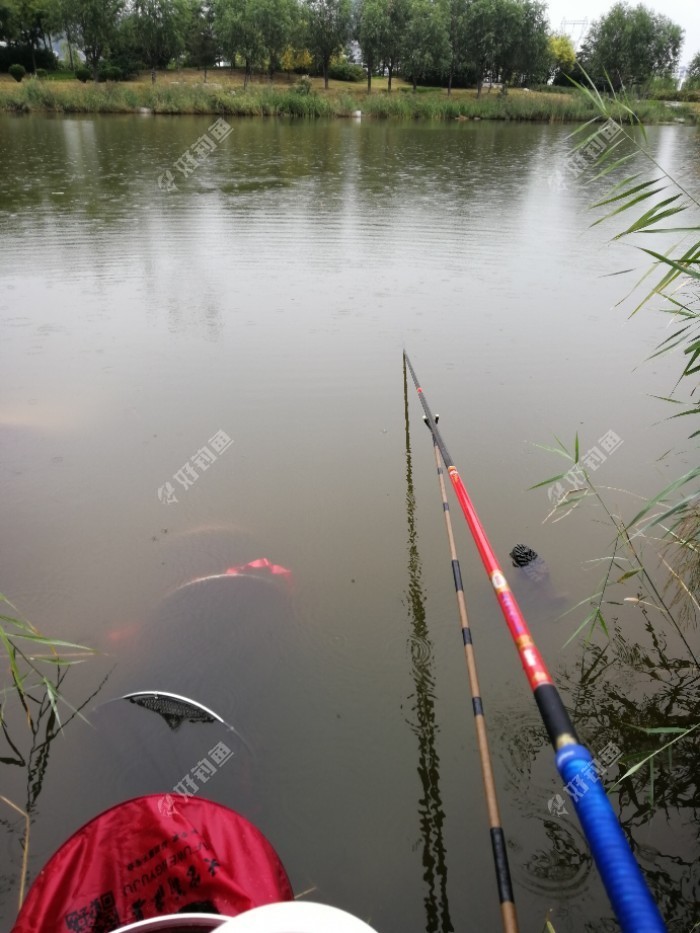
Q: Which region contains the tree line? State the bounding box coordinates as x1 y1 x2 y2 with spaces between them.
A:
0 0 694 94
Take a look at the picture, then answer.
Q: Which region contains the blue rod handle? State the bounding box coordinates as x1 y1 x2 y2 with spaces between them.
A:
556 744 666 932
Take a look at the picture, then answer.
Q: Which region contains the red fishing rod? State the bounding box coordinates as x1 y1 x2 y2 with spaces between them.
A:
404 352 666 933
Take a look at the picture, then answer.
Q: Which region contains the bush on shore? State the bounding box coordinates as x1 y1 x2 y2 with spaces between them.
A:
327 62 365 83
0 79 696 124
0 45 57 73
650 88 700 103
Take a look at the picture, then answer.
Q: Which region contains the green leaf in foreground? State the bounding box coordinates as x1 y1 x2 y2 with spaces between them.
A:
626 466 700 529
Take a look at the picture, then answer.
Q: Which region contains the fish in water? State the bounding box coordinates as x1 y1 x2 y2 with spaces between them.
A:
125 692 217 730
509 544 550 586
508 544 569 616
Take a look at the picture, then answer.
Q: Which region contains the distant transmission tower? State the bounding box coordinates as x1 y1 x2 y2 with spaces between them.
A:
559 18 590 51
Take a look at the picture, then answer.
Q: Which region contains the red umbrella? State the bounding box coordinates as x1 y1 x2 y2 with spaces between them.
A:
12 795 293 933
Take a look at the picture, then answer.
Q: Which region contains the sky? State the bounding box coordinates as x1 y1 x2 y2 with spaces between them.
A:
545 0 700 70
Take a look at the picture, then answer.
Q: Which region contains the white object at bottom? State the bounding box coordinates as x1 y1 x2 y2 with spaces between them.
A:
219 902 380 932
112 903 381 933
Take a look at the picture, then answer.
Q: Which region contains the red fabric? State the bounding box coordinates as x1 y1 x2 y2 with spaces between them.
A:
12 795 293 933
225 559 292 585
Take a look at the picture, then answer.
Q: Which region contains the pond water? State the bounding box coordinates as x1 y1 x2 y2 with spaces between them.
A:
0 113 698 932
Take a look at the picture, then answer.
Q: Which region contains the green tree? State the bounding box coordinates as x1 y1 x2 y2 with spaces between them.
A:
303 0 351 89
55 0 77 67
402 0 449 90
6 0 59 71
106 10 142 75
463 0 498 97
355 0 387 92
684 50 700 90
580 3 684 91
184 0 218 79
382 0 408 90
215 0 263 86
132 0 188 76
464 0 548 94
488 0 520 91
0 2 16 42
548 32 575 82
255 0 297 79
501 0 549 88
445 0 467 94
63 0 124 80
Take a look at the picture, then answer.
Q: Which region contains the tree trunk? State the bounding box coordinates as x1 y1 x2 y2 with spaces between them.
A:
476 77 482 99
203 63 208 83
447 68 453 96
412 74 417 91
367 61 371 93
68 42 74 71
323 58 329 89
388 65 393 92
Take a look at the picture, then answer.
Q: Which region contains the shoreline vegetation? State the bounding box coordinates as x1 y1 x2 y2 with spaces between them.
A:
1 70 698 122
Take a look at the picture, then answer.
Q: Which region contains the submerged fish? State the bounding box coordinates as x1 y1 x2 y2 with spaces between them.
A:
509 544 550 585
124 691 218 730
508 544 569 617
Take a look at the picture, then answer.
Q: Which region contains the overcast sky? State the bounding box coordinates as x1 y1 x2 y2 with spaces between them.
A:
546 0 700 70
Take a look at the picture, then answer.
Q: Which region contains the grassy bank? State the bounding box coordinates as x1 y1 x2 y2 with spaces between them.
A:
1 72 697 123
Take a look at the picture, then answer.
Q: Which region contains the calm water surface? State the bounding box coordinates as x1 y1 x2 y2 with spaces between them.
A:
1 114 698 931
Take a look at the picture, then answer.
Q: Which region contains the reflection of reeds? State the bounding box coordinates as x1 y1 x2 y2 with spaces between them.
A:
403 362 453 933
0 796 29 906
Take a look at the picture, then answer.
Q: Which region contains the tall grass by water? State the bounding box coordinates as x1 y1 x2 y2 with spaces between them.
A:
0 77 696 123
